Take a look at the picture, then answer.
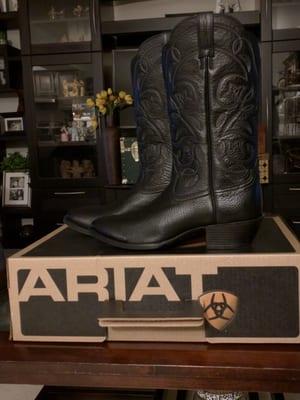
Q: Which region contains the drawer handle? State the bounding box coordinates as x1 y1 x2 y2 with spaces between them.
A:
292 221 300 225
54 191 86 196
55 223 64 226
289 188 300 191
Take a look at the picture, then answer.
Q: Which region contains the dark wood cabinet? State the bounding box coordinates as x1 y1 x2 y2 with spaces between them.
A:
258 1 300 222
21 51 107 234
19 0 103 55
23 52 105 188
32 187 104 236
0 44 21 91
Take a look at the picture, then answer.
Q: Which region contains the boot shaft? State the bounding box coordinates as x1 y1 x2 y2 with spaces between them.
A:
132 33 172 193
163 13 262 222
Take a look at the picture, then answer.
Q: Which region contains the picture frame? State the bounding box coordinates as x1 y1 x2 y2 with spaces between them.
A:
2 171 31 207
0 0 6 12
4 117 23 132
6 0 18 12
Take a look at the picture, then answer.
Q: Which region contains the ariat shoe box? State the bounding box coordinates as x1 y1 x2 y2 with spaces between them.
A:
5 216 300 343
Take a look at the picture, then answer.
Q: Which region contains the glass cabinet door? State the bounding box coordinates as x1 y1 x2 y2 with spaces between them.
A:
272 49 300 180
272 0 300 34
32 61 99 181
0 55 7 88
28 0 91 47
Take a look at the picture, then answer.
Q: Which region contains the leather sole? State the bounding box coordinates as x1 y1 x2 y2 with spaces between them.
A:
90 217 262 251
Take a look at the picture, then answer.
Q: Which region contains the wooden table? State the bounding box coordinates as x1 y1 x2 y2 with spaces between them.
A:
0 332 300 393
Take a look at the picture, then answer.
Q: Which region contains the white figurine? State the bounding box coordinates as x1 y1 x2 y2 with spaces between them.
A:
216 0 225 13
216 0 241 13
68 121 79 142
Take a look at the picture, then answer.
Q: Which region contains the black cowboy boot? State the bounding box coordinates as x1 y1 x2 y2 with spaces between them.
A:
90 13 262 250
64 32 172 235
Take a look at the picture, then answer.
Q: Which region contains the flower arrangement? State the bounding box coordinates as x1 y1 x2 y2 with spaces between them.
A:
86 88 133 117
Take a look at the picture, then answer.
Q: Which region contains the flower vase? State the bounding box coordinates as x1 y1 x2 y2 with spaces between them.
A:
102 113 121 185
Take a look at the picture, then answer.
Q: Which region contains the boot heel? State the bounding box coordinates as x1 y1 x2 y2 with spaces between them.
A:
206 218 262 250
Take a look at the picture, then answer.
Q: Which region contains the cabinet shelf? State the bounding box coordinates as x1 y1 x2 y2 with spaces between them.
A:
273 136 300 140
273 28 300 41
1 206 32 215
34 96 90 105
30 16 89 25
38 141 96 148
0 132 26 141
104 184 133 190
273 85 300 93
101 11 260 35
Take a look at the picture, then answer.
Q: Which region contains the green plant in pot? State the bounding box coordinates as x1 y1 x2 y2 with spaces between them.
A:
0 152 29 172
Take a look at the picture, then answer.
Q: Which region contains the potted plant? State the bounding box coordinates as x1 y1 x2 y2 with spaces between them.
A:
0 152 28 172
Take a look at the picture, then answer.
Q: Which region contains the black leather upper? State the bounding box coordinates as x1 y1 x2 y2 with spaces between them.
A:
64 33 172 232
91 14 262 247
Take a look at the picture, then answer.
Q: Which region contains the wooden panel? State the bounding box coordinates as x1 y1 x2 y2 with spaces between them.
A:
36 387 162 400
1 333 300 392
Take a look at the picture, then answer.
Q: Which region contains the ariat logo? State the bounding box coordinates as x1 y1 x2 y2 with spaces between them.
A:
199 291 238 331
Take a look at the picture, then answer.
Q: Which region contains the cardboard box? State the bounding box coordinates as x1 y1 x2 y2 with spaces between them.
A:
6 216 300 343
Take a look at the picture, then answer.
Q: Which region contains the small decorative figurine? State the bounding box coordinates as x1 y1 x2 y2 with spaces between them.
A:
82 159 95 177
215 0 225 13
48 6 64 21
79 80 85 97
60 126 69 142
215 0 241 13
48 6 56 20
73 5 83 17
71 160 83 178
60 160 72 178
62 80 69 97
77 120 86 141
71 79 80 97
68 121 79 141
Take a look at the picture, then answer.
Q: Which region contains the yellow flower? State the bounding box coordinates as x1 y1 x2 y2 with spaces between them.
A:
107 88 113 95
100 107 107 115
109 95 116 102
125 94 133 105
86 98 95 107
100 90 108 99
96 98 106 107
90 119 98 130
119 91 126 99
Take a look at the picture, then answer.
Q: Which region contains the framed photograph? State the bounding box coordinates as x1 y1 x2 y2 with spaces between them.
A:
0 0 7 12
6 0 18 11
2 171 31 207
4 117 23 132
